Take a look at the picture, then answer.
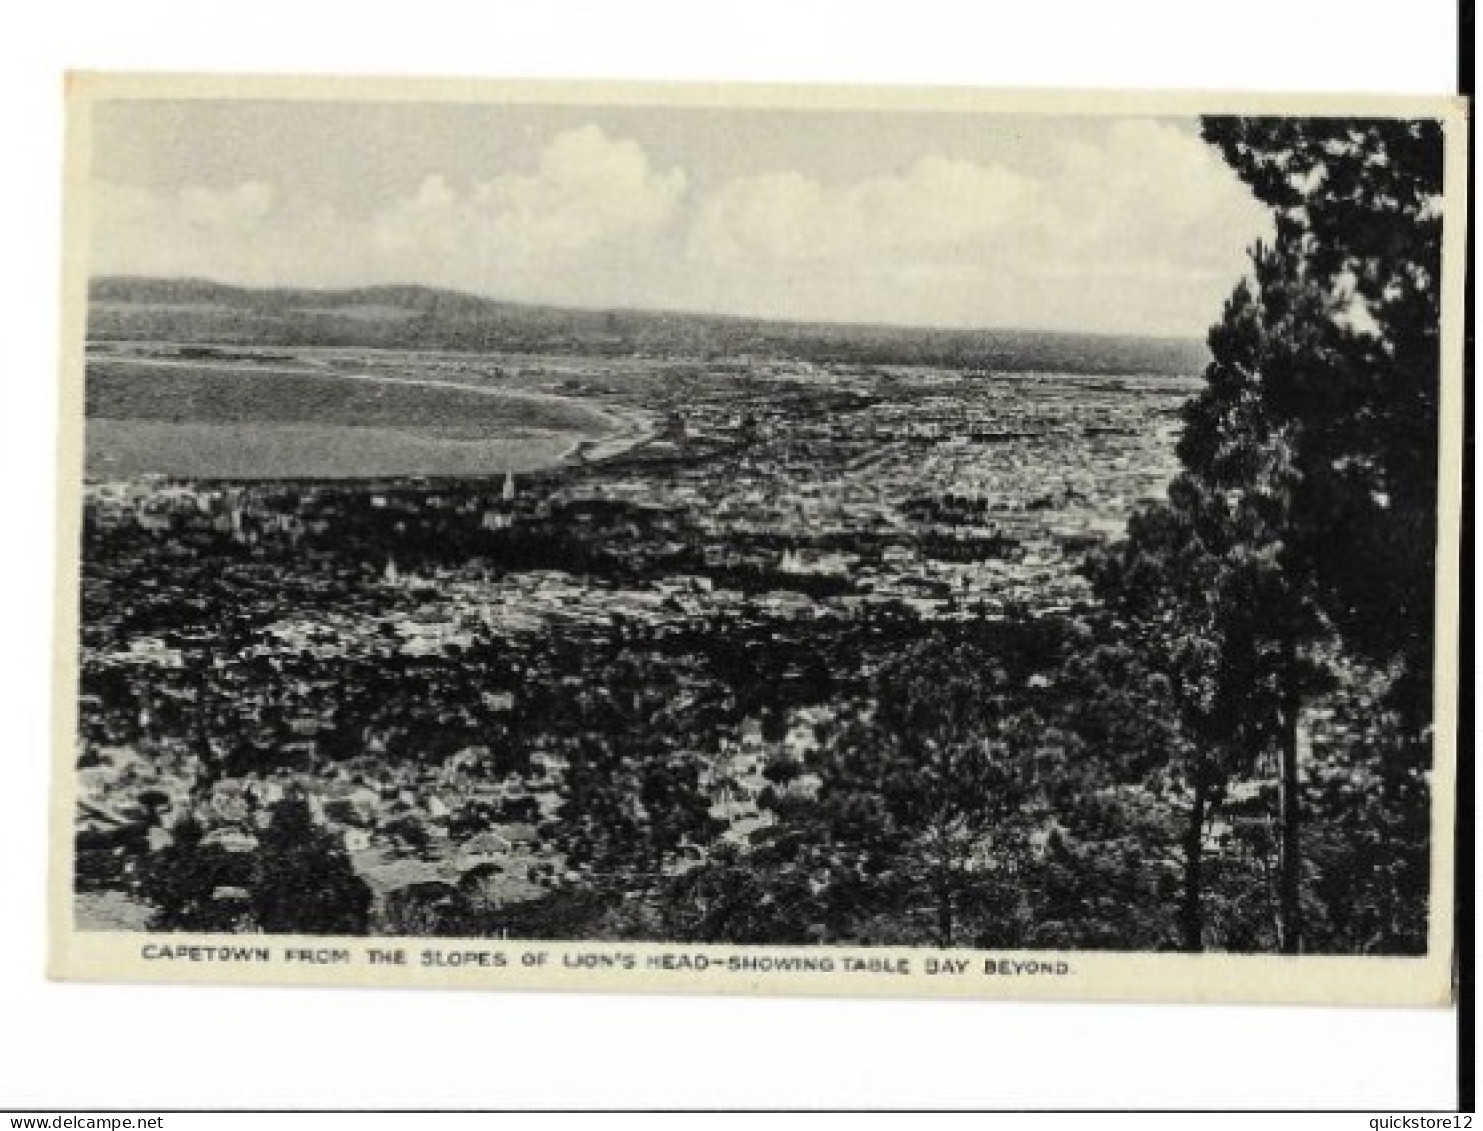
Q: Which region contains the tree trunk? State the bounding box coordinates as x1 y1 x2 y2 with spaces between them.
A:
933 852 954 948
1181 774 1207 952
1277 641 1303 955
938 886 954 949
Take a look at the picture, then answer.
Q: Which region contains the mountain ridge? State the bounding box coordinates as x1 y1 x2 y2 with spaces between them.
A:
88 276 1211 377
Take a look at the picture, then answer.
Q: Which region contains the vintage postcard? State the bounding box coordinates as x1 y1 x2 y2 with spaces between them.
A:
50 74 1467 1003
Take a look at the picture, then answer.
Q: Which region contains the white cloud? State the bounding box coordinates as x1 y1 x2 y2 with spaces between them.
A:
689 156 1049 266
1039 118 1269 273
88 117 1270 336
679 118 1271 333
370 125 688 290
91 126 689 297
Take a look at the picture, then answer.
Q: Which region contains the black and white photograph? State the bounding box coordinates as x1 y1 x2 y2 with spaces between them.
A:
51 76 1464 1002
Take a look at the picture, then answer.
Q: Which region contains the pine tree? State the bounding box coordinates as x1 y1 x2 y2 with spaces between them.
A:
1199 117 1445 949
1097 117 1447 953
1200 117 1446 723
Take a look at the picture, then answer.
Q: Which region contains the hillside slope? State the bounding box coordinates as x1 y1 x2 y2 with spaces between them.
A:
88 277 1210 377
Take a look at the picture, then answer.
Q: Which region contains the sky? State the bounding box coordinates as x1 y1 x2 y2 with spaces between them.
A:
88 100 1274 337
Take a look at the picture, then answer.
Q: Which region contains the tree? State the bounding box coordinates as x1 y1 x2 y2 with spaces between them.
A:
1199 117 1444 950
681 637 1037 948
1096 116 1446 953
549 653 723 905
1054 612 1210 951
382 881 469 937
138 814 254 932
660 841 822 945
1097 234 1350 954
863 647 1035 947
1085 450 1312 952
1200 117 1446 723
251 794 372 935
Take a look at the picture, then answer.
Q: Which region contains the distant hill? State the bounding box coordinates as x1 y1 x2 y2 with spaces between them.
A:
88 277 1210 377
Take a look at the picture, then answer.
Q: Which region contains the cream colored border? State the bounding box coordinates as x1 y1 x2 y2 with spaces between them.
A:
49 72 1469 1004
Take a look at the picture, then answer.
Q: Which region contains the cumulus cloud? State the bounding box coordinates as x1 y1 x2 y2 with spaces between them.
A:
88 117 1270 336
679 118 1271 334
369 125 688 292
1039 119 1269 274
91 126 689 298
689 157 1049 266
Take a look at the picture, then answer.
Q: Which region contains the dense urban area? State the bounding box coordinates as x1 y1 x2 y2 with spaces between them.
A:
74 328 1430 953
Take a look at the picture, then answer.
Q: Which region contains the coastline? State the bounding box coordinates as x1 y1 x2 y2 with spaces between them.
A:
563 403 659 466
82 347 661 481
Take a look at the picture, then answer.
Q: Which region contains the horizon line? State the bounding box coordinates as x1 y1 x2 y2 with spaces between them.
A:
89 273 1212 347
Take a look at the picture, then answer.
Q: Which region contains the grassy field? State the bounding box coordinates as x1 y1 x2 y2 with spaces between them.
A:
85 358 620 478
